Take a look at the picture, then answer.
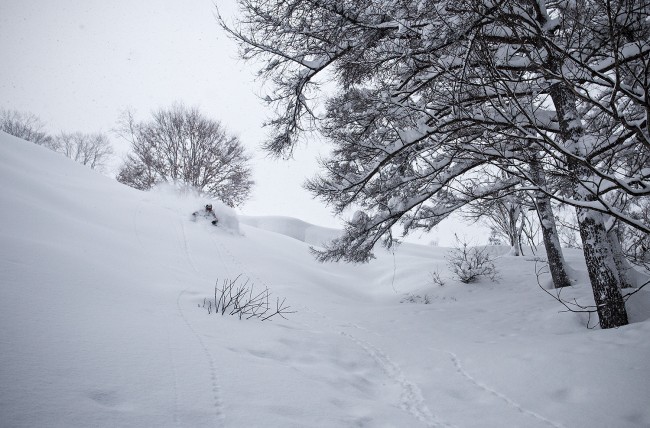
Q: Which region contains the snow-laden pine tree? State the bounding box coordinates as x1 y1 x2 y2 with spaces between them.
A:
224 0 650 328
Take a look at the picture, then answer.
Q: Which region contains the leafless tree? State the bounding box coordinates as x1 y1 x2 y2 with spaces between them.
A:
612 197 650 271
462 173 538 257
52 132 114 171
116 104 254 207
0 109 53 147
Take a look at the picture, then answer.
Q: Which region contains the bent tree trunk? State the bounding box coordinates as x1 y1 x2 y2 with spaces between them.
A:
549 80 628 328
530 158 571 288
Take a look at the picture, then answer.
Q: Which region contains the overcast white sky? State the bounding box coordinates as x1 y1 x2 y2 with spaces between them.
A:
0 0 487 246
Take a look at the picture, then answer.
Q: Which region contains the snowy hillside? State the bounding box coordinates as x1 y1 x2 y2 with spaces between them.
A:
1 131 649 428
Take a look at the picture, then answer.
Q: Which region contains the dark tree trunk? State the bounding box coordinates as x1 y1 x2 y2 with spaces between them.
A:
548 76 628 328
577 210 629 328
505 203 523 256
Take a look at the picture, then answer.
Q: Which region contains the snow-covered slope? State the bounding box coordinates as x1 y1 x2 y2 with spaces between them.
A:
1 131 649 428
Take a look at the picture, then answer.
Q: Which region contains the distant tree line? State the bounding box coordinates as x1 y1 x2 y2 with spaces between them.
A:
0 109 114 172
0 105 254 207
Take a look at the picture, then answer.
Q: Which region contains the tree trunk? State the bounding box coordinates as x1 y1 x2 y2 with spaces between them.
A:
577 209 629 328
509 229 522 256
538 201 572 288
530 157 572 288
548 77 628 328
507 203 523 256
608 226 635 289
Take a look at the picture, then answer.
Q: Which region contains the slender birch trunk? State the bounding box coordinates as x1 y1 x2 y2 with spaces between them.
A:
530 157 572 288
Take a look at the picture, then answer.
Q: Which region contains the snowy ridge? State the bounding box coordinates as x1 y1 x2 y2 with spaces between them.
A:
239 215 341 247
1 132 650 427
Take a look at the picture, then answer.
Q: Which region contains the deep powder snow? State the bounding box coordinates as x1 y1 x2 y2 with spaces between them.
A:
1 131 649 427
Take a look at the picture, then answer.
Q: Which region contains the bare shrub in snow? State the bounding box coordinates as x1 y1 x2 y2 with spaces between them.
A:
447 237 498 284
400 293 431 304
429 269 446 287
618 197 650 269
201 276 295 321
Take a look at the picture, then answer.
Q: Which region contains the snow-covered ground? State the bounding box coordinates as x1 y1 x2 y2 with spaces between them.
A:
1 131 649 428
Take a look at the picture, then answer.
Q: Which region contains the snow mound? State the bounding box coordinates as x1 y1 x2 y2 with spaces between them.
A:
239 215 340 247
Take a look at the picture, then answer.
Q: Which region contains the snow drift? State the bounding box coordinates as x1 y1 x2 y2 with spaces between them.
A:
239 215 341 247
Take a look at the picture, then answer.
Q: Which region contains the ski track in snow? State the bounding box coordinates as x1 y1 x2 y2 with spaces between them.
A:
132 202 146 250
165 320 181 427
178 220 201 275
177 290 226 427
212 237 250 280
207 232 237 280
448 352 565 428
209 234 272 292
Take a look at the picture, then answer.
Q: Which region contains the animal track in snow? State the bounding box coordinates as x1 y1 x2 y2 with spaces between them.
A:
177 290 225 426
448 352 564 428
303 306 451 427
297 306 449 426
341 331 453 428
164 318 181 427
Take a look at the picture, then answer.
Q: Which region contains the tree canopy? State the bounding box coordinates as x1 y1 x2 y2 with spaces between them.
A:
117 104 254 207
224 0 650 327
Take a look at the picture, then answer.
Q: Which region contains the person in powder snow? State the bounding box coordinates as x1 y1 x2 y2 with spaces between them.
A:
192 204 218 225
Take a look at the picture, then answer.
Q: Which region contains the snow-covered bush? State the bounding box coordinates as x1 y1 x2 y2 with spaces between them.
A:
446 237 498 284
